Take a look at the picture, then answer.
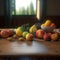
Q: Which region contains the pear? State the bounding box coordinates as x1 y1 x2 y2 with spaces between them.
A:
29 25 37 33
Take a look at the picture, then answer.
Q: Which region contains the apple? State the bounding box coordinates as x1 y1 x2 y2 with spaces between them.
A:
51 33 58 41
43 34 48 41
47 33 51 38
6 29 14 36
50 23 56 27
16 27 25 36
36 29 45 38
22 31 28 38
43 33 51 41
26 33 33 41
0 30 10 38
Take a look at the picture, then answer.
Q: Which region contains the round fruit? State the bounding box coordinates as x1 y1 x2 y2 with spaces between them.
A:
43 33 51 41
26 33 33 41
0 30 10 38
22 31 28 38
50 23 55 27
36 29 45 38
51 33 58 41
45 20 51 26
6 29 14 36
16 27 24 36
43 34 48 41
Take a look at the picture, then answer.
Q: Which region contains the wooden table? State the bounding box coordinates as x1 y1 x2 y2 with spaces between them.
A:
0 38 60 57
0 29 60 60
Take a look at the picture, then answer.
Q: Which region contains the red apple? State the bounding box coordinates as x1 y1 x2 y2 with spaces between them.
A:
50 23 55 27
43 33 51 41
0 30 10 38
7 29 14 36
47 33 51 38
36 29 45 38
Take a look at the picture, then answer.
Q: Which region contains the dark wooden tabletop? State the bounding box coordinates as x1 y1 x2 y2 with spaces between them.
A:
0 38 60 57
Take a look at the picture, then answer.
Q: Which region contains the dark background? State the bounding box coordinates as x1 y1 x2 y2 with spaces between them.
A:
0 0 60 28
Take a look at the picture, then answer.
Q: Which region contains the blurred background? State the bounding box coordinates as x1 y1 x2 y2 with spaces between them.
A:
0 0 60 28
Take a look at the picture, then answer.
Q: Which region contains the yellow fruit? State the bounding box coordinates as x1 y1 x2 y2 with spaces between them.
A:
16 27 24 36
26 33 33 41
29 25 37 33
41 24 45 27
45 20 51 26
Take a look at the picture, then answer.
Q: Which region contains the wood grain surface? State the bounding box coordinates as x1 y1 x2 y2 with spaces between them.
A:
0 38 60 57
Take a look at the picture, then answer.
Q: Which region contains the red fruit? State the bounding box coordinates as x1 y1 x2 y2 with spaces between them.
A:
0 30 10 38
7 29 14 36
43 34 48 40
43 33 51 41
50 23 55 27
36 29 45 38
47 33 51 38
30 34 34 40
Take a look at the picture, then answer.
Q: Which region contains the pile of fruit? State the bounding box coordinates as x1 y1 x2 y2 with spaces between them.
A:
41 20 56 32
36 20 59 41
36 29 59 41
15 26 34 41
41 20 56 27
15 20 59 41
0 20 60 41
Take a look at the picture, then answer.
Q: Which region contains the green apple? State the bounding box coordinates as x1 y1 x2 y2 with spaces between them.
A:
22 31 28 38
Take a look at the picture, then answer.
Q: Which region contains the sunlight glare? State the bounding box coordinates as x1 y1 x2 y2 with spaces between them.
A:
16 0 36 10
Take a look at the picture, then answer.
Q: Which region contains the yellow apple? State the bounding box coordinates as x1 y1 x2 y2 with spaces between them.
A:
16 27 24 36
26 33 33 41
